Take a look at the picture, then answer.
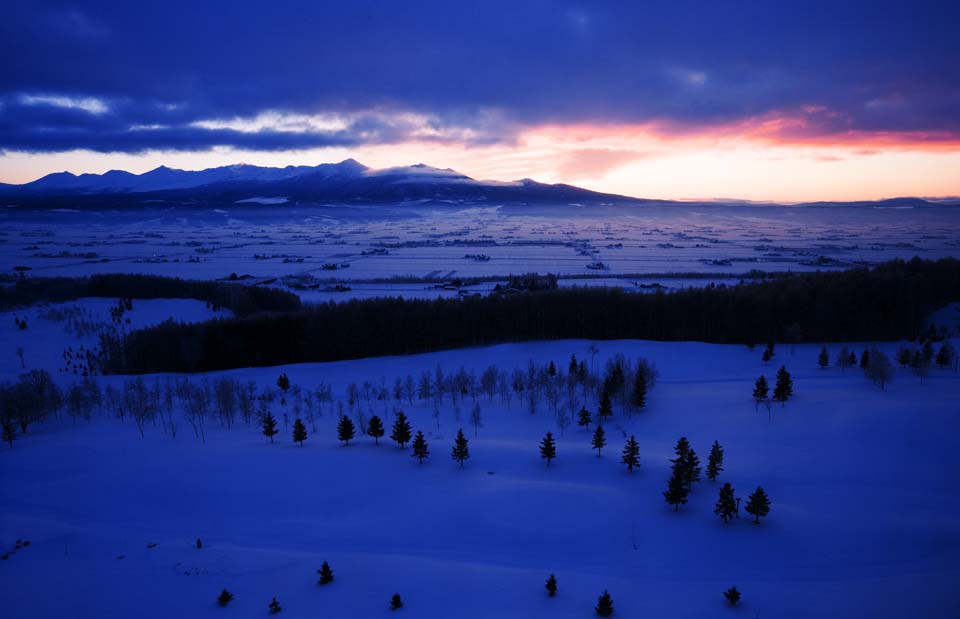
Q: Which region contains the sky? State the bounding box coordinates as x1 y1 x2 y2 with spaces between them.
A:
1 1 959 201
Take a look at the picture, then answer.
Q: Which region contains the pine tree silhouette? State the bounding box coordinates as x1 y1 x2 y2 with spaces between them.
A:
317 561 334 585
545 573 557 597
412 430 430 464
664 467 689 511
367 415 385 444
595 590 614 617
752 375 768 410
452 428 470 467
621 435 640 472
391 412 412 448
276 373 290 392
745 486 771 523
262 412 278 443
598 388 613 422
818 346 830 368
337 415 355 445
2 418 15 448
630 368 647 410
578 407 592 428
714 482 737 523
292 418 307 446
592 425 606 456
540 431 557 466
706 440 724 482
773 366 793 404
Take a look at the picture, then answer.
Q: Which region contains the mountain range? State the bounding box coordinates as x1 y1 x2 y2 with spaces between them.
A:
0 159 955 209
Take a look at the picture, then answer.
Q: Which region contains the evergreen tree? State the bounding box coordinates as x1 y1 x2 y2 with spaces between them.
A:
391 412 412 448
762 341 775 362
268 597 282 614
773 366 793 403
367 415 385 444
548 361 557 377
261 412 278 443
592 425 606 456
217 589 234 607
714 482 737 523
545 573 557 597
745 486 771 524
390 593 403 610
452 428 470 467
752 375 768 410
578 407 592 428
859 348 870 369
292 418 307 446
337 415 356 445
412 430 430 464
670 437 701 490
685 447 702 489
848 351 857 367
317 561 334 585
922 340 935 364
598 388 613 422
2 418 15 448
706 440 724 482
936 342 956 368
723 586 741 606
663 467 689 511
897 346 912 367
630 367 647 409
817 346 829 368
568 354 579 375
276 373 290 392
595 590 614 617
621 435 640 472
540 431 557 466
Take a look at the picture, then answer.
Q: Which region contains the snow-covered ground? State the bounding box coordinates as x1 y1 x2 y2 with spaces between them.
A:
0 298 230 381
2 329 958 618
3 204 959 296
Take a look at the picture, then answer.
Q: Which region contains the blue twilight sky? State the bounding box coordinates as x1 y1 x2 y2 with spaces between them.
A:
1 1 958 200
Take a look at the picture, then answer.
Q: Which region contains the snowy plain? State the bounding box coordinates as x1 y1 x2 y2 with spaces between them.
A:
1 298 958 618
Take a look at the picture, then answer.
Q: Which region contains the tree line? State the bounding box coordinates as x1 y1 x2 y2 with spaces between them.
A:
100 258 960 374
0 273 301 317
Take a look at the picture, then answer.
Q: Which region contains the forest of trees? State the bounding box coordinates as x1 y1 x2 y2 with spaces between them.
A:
0 273 301 317
99 258 960 374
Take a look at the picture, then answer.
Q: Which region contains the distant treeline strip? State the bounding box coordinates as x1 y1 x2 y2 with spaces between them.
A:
101 258 960 374
0 273 301 317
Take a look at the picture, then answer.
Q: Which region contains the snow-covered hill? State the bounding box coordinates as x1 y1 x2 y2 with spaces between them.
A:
1 326 958 618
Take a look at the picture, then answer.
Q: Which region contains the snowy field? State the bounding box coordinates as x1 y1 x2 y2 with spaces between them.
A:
2 203 960 302
1 301 958 618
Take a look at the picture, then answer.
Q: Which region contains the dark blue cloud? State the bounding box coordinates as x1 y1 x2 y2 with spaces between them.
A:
1 0 958 153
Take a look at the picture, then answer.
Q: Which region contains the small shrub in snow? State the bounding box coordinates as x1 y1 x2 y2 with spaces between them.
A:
390 593 403 610
268 597 281 614
724 586 741 606
217 589 234 607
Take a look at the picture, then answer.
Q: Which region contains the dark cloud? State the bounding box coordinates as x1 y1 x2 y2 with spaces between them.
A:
0 0 957 153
